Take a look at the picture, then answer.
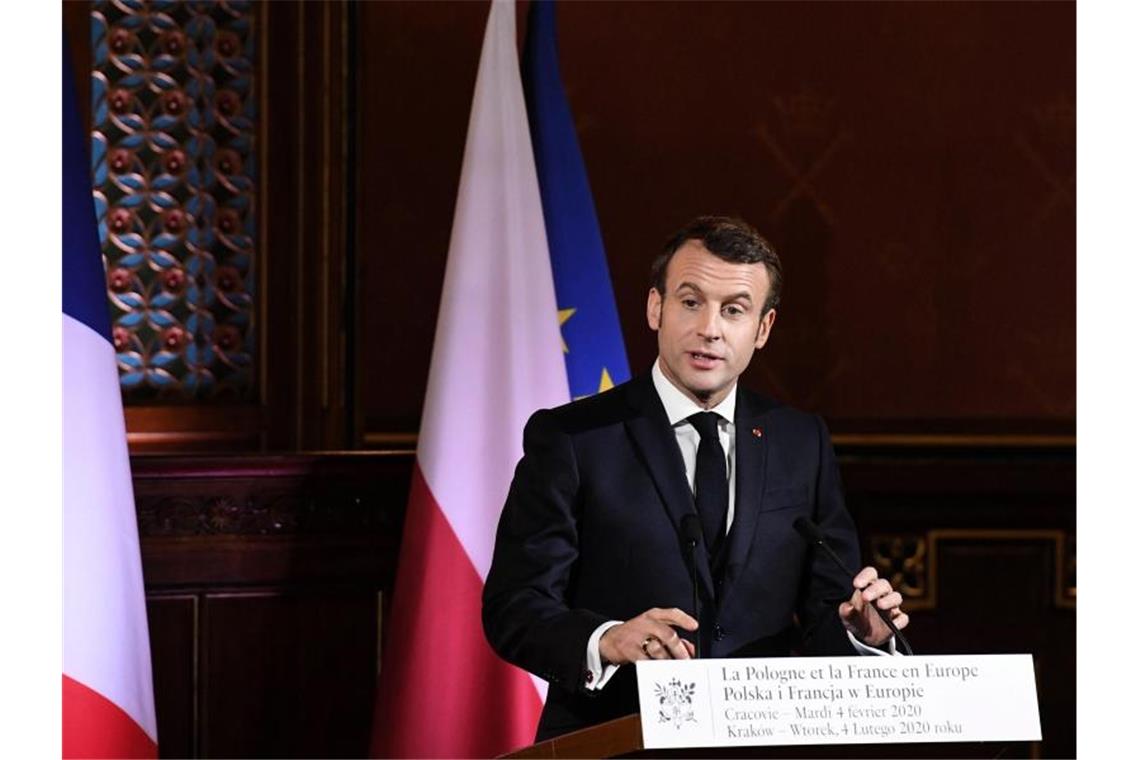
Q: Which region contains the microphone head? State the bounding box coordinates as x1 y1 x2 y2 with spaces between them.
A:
793 516 825 544
681 514 703 546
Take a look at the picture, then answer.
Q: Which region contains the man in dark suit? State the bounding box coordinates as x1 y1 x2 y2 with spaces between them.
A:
483 216 908 741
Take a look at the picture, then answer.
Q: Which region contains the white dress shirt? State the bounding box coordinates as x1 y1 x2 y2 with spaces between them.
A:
583 361 897 691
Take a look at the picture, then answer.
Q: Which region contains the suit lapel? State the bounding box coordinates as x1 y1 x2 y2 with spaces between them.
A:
719 389 771 604
623 377 716 604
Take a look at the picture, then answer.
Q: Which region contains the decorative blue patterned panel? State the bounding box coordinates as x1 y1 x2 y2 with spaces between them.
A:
91 0 256 401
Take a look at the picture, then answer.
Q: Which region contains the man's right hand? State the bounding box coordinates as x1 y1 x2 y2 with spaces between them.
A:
598 607 699 665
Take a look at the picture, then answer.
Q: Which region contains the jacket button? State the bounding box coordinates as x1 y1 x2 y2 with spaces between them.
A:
713 624 726 641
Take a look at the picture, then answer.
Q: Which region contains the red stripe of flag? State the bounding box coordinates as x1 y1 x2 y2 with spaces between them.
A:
370 465 542 758
63 675 158 759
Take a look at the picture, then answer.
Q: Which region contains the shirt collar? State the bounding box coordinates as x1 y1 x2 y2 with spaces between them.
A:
651 358 737 427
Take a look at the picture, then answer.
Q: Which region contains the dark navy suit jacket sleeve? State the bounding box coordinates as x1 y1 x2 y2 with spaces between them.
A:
482 409 610 690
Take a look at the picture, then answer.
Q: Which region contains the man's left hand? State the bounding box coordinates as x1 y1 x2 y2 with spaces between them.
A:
838 566 909 647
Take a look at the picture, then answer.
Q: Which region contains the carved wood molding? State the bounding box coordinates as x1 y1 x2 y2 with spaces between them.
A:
132 452 411 538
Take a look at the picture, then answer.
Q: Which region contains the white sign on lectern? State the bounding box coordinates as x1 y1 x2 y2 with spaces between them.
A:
636 654 1040 749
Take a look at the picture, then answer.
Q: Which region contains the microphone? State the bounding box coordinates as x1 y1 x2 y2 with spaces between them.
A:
680 514 703 658
793 517 914 655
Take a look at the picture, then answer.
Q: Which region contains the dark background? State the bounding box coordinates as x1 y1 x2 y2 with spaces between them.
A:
357 0 1074 440
65 1 1074 757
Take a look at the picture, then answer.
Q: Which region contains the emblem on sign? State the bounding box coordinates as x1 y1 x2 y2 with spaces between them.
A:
654 678 698 729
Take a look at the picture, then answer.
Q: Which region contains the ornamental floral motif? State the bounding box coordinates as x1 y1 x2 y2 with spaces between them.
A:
91 0 256 401
654 678 698 729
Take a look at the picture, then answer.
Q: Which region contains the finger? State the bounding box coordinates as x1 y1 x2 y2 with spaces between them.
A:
852 566 879 590
837 601 866 636
860 578 890 601
861 578 893 602
620 625 661 663
637 632 665 660
876 591 903 610
665 634 691 660
671 632 693 660
893 612 909 630
648 623 691 659
650 607 699 631
682 639 696 657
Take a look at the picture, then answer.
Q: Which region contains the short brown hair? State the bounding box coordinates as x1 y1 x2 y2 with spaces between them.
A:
650 216 782 314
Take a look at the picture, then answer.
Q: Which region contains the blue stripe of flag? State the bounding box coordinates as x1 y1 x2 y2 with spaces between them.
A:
62 39 112 342
523 1 630 398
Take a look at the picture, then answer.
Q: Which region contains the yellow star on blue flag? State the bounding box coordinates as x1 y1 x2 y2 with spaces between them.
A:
526 2 629 398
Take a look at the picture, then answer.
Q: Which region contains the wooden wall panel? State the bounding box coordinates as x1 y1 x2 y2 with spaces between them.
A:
353 0 488 441
908 535 1075 758
135 448 1074 757
266 0 354 452
200 591 378 758
147 596 197 758
844 447 1075 758
136 453 405 758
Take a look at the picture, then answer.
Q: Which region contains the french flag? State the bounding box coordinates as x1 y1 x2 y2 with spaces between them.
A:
63 40 158 758
369 1 567 756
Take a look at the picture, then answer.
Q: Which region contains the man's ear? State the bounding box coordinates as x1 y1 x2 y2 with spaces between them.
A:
646 288 663 331
755 308 776 349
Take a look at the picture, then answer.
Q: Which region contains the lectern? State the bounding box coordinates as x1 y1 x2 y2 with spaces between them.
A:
501 714 1032 758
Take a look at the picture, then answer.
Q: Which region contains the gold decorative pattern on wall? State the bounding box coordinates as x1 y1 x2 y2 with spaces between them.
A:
869 530 1074 612
869 533 928 600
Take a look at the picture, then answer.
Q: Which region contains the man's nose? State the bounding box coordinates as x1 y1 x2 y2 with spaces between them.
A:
697 307 722 340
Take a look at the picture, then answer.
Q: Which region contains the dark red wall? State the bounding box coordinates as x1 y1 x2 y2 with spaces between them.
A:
357 1 1075 437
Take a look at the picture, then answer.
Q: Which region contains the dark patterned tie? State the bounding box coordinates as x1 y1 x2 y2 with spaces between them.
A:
688 411 728 558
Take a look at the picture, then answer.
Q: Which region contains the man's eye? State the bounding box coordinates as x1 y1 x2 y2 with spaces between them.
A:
723 305 744 317
682 299 699 309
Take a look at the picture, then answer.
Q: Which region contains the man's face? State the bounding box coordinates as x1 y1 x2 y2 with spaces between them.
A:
647 241 776 408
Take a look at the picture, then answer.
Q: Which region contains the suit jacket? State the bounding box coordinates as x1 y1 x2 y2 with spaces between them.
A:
482 374 861 741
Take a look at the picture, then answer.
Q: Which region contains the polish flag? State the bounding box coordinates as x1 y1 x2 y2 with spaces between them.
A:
62 41 158 759
368 1 568 757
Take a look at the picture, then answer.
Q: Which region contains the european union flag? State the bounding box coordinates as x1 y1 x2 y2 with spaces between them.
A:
523 0 630 398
